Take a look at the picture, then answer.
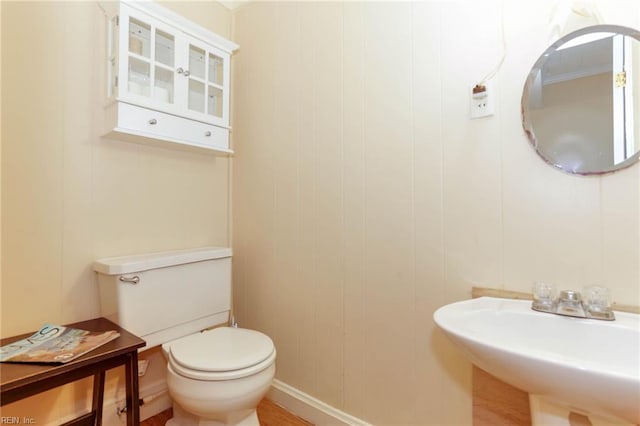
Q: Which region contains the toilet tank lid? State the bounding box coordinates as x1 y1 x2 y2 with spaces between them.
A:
93 247 232 275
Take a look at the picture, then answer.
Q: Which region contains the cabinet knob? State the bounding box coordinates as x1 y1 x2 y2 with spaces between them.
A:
176 67 184 74
184 70 191 77
205 131 212 137
148 118 157 125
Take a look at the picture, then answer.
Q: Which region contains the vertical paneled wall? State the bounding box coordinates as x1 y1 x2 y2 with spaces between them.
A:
1 1 231 423
231 1 640 425
1 0 232 336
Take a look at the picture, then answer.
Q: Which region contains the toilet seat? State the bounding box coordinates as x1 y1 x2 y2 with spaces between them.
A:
166 327 276 381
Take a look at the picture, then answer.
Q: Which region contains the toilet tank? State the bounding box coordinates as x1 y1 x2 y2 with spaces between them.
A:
94 247 232 349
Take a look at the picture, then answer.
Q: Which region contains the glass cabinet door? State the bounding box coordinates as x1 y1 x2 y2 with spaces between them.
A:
127 18 151 97
154 29 175 104
185 41 226 121
187 44 206 113
126 15 176 106
207 53 224 119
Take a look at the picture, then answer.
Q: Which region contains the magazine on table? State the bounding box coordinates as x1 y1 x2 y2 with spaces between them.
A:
0 324 120 364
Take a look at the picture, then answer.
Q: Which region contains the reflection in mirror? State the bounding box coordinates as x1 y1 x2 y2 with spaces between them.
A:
522 25 640 175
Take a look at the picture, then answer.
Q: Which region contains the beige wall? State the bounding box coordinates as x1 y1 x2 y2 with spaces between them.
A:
231 1 640 425
0 0 231 423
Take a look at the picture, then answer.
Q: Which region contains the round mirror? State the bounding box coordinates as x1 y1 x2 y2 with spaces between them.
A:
522 25 640 175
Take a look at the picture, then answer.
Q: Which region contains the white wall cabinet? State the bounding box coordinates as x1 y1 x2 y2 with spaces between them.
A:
102 1 238 154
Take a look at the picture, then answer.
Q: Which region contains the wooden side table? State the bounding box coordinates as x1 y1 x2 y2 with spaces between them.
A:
0 318 145 426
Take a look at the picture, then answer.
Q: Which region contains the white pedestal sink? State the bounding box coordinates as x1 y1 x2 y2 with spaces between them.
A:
433 297 640 425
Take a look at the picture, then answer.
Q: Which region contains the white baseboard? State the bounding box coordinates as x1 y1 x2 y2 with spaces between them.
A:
51 378 368 426
267 379 371 426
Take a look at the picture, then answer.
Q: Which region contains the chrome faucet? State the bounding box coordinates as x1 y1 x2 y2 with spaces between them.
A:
531 284 615 321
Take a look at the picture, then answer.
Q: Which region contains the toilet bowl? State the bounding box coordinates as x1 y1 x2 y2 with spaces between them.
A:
163 327 276 426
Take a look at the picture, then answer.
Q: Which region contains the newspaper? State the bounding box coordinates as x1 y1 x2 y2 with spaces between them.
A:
0 324 120 364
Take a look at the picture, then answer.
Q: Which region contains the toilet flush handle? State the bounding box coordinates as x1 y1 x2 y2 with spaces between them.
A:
119 275 140 285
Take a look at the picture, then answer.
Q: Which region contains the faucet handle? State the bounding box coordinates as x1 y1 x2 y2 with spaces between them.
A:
583 286 614 320
532 282 556 312
583 286 609 308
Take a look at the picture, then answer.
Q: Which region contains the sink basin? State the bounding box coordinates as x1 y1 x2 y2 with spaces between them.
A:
433 297 640 424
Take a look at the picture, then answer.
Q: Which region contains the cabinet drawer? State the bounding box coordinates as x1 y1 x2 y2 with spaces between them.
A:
107 102 231 154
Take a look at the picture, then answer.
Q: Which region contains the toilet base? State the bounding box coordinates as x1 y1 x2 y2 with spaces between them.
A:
166 403 260 426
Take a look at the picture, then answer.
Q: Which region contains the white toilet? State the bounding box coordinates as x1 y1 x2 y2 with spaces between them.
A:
94 247 276 426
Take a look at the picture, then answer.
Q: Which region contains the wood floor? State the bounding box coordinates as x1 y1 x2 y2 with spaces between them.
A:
140 398 313 426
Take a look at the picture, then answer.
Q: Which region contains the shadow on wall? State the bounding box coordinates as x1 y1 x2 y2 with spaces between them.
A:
431 326 472 396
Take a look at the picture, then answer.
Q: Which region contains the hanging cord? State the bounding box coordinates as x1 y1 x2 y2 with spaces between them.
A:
570 1 604 23
96 1 108 17
477 0 507 87
548 0 604 42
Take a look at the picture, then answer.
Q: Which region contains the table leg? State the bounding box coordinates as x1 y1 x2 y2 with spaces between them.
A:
92 371 106 425
124 352 140 426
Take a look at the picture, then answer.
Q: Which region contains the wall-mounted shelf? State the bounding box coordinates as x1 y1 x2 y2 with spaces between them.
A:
101 1 238 154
